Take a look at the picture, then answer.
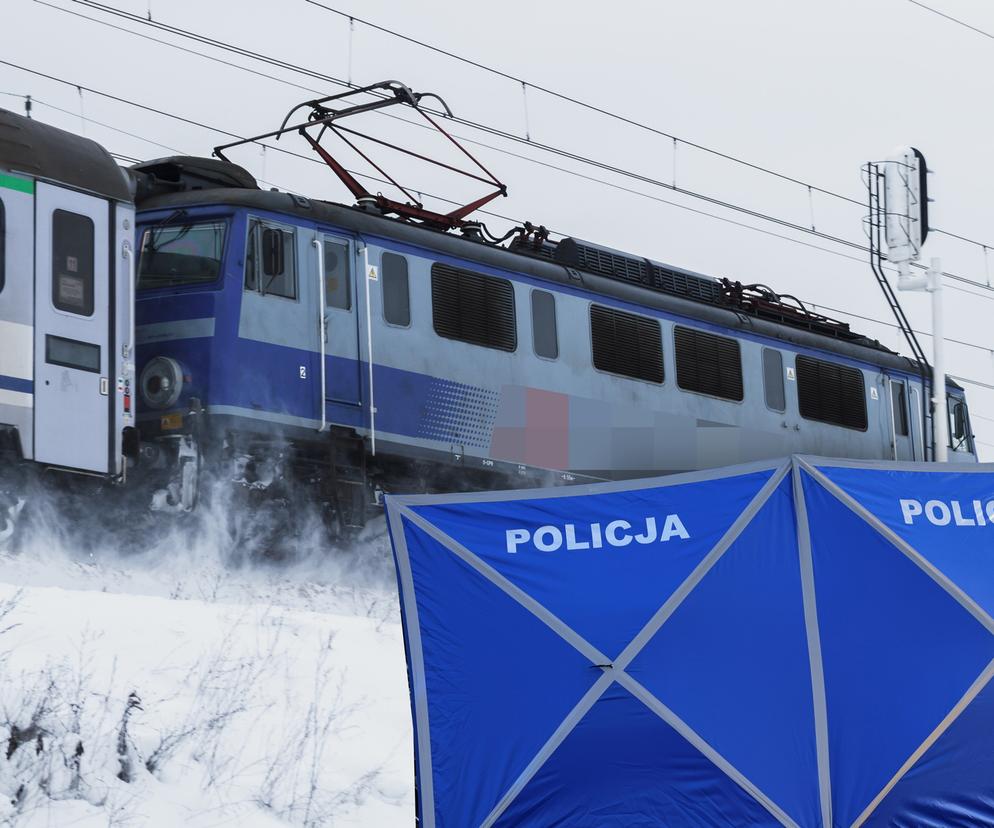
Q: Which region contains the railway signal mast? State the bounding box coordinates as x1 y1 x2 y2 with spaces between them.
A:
878 147 947 462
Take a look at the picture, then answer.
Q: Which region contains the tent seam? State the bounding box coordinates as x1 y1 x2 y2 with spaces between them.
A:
793 459 835 828
850 655 994 828
798 459 994 637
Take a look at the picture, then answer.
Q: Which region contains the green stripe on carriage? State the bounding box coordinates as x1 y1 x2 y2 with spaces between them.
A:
0 173 33 194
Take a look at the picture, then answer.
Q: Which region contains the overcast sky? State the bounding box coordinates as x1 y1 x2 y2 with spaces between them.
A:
5 0 994 456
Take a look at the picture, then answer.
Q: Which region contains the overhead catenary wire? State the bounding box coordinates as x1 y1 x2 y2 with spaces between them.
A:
303 0 994 255
906 0 994 42
7 49 988 309
36 0 994 299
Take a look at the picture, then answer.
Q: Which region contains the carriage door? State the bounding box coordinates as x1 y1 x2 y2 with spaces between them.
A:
319 234 361 407
889 377 914 460
33 183 112 473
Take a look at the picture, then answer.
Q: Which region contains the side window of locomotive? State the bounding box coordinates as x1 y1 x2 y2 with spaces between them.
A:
891 381 909 437
590 304 663 384
796 355 867 430
382 252 410 326
138 220 226 290
245 220 296 300
949 395 972 453
531 289 558 360
52 209 95 316
431 262 516 351
763 348 785 412
674 326 743 401
324 240 351 310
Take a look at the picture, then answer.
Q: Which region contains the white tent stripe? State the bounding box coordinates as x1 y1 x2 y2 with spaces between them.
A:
611 461 791 672
851 655 994 828
478 672 616 828
386 505 437 828
397 506 611 666
798 459 994 638
792 460 834 828
616 672 800 828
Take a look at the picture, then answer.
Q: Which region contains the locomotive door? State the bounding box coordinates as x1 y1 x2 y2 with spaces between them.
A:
888 377 915 461
33 183 112 474
318 233 361 408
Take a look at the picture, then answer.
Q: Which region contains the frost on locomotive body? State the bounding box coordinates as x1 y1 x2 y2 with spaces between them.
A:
128 155 976 522
0 109 136 535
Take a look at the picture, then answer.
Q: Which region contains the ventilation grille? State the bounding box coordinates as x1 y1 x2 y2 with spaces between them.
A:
590 304 663 384
674 326 743 401
796 355 867 430
650 264 722 303
431 263 517 352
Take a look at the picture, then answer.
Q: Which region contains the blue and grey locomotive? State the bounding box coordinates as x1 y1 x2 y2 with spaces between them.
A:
0 84 978 536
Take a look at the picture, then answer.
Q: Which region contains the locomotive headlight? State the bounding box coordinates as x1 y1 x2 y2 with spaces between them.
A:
140 356 184 409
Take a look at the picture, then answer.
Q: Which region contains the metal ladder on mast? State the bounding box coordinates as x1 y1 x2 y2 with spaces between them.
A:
865 162 934 460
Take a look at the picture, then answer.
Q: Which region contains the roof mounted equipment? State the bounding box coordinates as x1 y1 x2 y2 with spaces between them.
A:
213 80 507 231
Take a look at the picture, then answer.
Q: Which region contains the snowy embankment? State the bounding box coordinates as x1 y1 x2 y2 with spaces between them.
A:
0 519 414 827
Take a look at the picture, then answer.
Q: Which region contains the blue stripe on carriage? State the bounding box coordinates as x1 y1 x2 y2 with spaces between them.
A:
0 374 33 394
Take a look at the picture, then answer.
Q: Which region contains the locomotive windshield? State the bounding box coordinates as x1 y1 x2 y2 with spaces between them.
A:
137 220 226 289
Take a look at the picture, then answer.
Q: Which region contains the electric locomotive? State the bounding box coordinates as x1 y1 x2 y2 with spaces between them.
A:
0 83 978 539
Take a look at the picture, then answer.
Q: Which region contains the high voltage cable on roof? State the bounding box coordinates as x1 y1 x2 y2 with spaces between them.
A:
41 0 994 296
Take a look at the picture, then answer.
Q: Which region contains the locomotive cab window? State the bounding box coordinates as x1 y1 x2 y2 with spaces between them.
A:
531 289 558 359
382 252 410 326
52 209 95 316
674 326 743 401
590 304 663 384
796 355 867 430
949 395 972 453
323 240 351 310
245 219 296 300
431 262 516 351
138 220 227 290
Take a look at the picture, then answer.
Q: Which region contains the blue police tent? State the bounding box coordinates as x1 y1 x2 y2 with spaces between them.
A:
386 455 994 827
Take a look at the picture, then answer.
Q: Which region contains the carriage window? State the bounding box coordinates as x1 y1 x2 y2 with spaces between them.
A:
590 304 663 384
431 262 516 351
324 240 351 310
531 290 558 359
138 220 226 290
674 326 743 401
52 209 94 316
0 196 5 295
382 252 410 326
891 381 909 437
245 220 296 299
763 348 785 411
796 355 867 430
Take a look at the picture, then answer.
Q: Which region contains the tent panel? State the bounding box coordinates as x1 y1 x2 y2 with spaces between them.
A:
409 469 775 658
627 475 821 828
801 471 994 828
401 518 603 827
493 683 784 828
865 672 994 827
812 465 994 622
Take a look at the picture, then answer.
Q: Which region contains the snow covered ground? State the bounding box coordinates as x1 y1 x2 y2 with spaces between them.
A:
0 510 414 826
